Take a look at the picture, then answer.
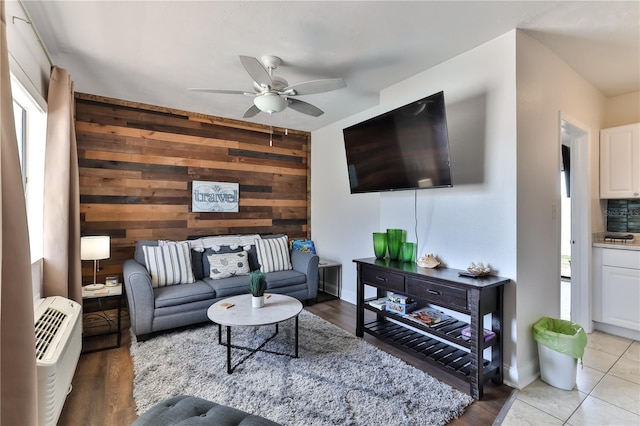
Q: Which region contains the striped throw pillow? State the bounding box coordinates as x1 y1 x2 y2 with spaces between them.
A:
255 236 292 273
142 241 195 288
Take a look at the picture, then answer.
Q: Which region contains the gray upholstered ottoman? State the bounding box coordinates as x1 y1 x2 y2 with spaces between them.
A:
132 395 282 426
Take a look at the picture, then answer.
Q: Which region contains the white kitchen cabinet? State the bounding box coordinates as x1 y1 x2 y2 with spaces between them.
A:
593 247 640 334
601 266 640 330
600 123 640 199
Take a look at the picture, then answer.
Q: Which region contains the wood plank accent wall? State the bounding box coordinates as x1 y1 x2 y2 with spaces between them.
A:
75 93 311 285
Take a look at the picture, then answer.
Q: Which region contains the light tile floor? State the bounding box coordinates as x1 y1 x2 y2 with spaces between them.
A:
499 331 640 425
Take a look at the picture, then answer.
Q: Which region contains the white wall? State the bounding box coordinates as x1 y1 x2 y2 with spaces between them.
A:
311 107 382 303
5 0 50 107
312 30 521 382
312 28 614 391
377 32 518 276
604 91 640 128
514 31 604 386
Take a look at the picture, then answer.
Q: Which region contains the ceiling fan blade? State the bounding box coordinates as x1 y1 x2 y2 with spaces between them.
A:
239 55 272 88
282 78 346 96
287 98 324 117
188 88 252 96
243 104 261 118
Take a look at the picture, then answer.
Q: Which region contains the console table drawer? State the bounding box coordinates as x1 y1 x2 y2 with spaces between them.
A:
406 278 467 310
362 267 404 292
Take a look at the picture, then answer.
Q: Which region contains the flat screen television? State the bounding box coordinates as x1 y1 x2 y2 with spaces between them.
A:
343 91 452 194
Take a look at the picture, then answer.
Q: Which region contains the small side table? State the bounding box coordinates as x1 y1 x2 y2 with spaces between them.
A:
81 283 123 353
318 260 342 297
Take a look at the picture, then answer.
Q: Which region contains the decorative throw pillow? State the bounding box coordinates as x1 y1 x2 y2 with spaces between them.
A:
159 239 205 251
290 239 316 254
255 236 292 273
191 249 205 280
244 245 260 271
207 251 250 279
142 241 195 288
201 245 260 276
199 234 261 250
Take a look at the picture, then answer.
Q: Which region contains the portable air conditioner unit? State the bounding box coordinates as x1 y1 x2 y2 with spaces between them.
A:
34 296 82 426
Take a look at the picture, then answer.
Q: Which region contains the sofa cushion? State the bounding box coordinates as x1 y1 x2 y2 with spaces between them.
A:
264 270 307 289
143 242 195 288
203 275 251 298
207 251 250 279
255 236 292 273
154 281 216 308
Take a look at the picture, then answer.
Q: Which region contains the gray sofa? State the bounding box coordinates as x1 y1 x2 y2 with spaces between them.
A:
123 235 319 340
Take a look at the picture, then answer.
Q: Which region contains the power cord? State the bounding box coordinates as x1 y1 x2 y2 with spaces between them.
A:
414 190 419 252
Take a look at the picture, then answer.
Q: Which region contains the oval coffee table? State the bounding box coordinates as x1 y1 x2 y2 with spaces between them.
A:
207 294 303 374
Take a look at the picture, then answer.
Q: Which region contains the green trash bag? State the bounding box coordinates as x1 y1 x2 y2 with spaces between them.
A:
533 316 587 359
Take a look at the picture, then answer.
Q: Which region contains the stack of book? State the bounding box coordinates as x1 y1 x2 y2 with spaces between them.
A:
459 326 496 342
386 292 412 304
405 307 451 327
367 297 387 310
385 292 417 314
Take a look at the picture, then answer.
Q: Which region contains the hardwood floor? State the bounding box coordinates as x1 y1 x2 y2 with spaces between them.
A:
58 296 513 425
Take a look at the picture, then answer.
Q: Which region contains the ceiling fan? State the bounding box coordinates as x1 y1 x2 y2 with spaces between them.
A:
189 55 346 119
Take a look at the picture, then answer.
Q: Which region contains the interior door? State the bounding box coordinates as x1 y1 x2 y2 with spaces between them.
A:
560 115 591 332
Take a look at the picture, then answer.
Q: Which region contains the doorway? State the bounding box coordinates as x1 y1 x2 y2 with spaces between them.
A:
559 116 591 331
560 143 571 319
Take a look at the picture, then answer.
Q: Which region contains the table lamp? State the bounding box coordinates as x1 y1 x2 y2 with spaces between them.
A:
81 235 110 287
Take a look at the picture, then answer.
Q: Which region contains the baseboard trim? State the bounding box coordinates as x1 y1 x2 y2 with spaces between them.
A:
594 321 640 341
502 357 539 390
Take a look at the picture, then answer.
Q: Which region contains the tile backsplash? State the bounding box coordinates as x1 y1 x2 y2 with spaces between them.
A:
606 199 640 233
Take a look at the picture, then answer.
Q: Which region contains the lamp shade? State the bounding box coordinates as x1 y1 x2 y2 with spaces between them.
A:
253 92 287 114
80 236 110 261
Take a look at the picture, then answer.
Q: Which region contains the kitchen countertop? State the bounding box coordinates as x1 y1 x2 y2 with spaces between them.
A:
593 234 640 251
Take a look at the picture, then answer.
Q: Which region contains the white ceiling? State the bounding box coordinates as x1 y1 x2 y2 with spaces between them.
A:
21 1 640 132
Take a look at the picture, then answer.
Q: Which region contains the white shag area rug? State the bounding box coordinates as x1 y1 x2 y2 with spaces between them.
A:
130 310 473 425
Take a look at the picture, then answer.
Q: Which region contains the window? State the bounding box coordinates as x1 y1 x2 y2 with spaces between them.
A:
12 99 26 188
10 74 47 261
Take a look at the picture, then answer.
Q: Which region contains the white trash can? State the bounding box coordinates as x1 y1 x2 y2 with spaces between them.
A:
533 316 587 391
537 342 577 390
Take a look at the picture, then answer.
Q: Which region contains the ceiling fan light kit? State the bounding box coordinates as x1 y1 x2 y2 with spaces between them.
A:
254 92 287 114
190 54 346 118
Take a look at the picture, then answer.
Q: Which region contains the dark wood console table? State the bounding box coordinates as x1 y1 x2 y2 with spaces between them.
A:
354 257 509 399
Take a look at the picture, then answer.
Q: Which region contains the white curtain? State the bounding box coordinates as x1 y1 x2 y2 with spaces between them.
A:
0 0 38 423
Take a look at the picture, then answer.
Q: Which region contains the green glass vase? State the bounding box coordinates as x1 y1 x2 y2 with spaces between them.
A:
373 232 387 258
386 229 406 261
399 242 416 263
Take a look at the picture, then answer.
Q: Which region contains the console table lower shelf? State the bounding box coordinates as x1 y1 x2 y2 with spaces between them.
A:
354 257 509 399
362 319 498 390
